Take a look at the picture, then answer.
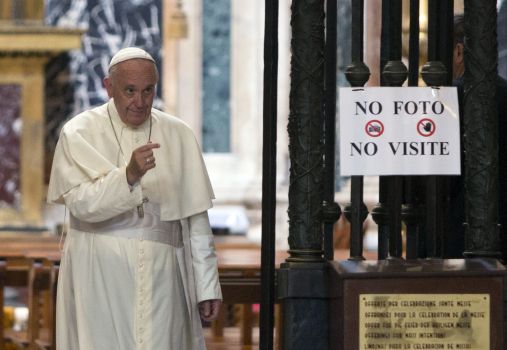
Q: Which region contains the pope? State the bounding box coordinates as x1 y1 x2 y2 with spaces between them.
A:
47 47 222 350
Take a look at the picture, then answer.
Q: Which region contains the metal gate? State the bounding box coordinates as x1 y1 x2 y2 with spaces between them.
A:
260 1 502 349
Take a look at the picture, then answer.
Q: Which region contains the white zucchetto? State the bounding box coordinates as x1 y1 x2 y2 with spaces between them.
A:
108 47 155 70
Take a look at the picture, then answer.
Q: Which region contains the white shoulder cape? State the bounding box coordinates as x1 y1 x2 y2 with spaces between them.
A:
47 100 214 221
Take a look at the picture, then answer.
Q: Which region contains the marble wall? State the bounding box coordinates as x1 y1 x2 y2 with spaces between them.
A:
202 0 231 153
0 84 22 208
44 0 162 154
499 0 507 79
336 0 352 191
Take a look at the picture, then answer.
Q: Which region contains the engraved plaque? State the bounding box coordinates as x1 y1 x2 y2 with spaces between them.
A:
359 294 489 350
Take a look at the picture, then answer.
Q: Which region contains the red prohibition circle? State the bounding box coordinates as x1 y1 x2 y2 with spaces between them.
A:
365 120 384 137
417 118 436 137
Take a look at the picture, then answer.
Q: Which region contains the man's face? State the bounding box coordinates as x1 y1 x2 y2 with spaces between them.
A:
452 43 465 80
104 59 158 127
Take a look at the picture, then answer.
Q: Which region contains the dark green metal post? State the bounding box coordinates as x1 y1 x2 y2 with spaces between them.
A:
285 0 325 263
462 0 501 258
278 0 328 349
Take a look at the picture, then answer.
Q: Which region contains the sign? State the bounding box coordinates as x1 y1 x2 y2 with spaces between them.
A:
339 87 460 175
359 294 489 350
365 120 385 137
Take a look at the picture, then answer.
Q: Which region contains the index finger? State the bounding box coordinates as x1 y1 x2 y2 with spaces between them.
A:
137 143 160 151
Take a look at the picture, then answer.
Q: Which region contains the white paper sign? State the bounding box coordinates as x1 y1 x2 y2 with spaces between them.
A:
339 87 460 176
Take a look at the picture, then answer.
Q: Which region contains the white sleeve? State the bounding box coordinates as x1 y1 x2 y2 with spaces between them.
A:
62 166 143 223
188 211 222 302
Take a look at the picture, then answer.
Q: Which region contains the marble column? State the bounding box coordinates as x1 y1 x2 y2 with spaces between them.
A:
0 85 22 209
499 0 507 79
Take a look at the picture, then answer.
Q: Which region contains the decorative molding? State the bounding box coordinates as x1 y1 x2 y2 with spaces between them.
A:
0 26 84 53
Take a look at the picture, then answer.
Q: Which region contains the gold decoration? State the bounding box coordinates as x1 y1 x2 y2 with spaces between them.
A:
167 2 188 39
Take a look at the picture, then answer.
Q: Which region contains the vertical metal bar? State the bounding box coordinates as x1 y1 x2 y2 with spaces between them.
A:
347 0 365 261
463 0 501 258
437 0 453 256
348 177 366 259
377 0 407 259
389 177 403 258
379 0 390 86
438 0 454 84
403 0 421 260
425 177 438 257
388 0 403 259
421 0 453 258
405 27 419 271
323 0 341 261
373 0 393 260
388 0 402 60
351 0 364 63
427 0 438 61
423 0 439 258
344 0 370 261
260 0 278 348
373 181 390 259
408 0 419 86
404 178 420 256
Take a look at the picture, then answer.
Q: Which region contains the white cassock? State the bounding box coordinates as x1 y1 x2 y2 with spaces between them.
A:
47 100 222 350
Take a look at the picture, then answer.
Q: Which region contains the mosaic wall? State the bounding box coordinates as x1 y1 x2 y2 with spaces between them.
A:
0 84 22 208
44 0 162 157
202 0 231 153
